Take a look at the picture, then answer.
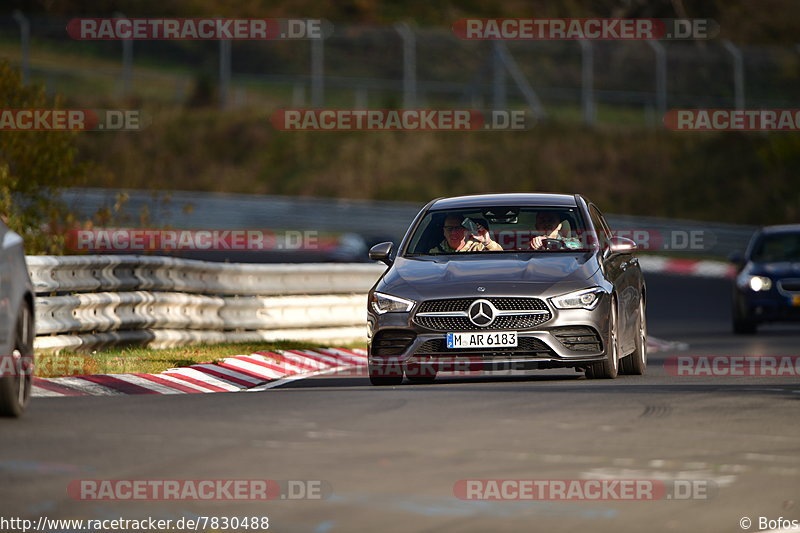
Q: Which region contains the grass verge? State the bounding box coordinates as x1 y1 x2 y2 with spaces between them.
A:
35 340 367 378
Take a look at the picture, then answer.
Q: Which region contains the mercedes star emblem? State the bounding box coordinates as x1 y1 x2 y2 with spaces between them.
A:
468 299 496 327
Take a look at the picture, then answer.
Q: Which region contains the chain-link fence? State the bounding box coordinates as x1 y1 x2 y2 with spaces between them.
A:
1 14 799 126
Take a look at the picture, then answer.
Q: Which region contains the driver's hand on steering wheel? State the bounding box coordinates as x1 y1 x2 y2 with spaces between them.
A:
530 235 547 250
530 222 563 250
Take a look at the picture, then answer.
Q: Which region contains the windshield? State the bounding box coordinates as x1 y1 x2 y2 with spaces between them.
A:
751 232 800 262
404 206 596 255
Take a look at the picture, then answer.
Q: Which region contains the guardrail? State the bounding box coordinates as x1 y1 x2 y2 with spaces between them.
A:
27 253 735 354
28 255 386 353
64 188 756 258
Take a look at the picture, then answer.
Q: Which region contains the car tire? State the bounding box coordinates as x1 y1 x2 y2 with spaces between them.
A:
368 361 403 386
621 298 647 375
732 318 757 334
0 305 34 417
732 299 757 334
404 361 437 384
586 298 619 379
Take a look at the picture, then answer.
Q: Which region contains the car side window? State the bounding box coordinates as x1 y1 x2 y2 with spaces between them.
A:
596 208 613 237
588 206 610 249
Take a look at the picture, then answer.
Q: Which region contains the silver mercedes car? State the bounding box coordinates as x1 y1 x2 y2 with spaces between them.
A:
366 193 647 385
0 221 35 416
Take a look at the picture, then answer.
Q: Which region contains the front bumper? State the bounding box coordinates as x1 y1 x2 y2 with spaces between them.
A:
736 289 800 322
367 294 612 371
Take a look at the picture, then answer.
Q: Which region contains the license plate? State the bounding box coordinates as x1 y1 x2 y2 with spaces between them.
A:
793 295 800 307
446 332 518 349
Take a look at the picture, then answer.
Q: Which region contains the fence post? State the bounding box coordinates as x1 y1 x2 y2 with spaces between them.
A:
647 40 667 119
292 82 306 107
219 38 231 109
492 41 507 110
578 40 594 126
493 41 546 120
395 23 417 109
722 40 745 110
114 12 133 98
354 87 367 108
311 37 324 108
12 10 30 84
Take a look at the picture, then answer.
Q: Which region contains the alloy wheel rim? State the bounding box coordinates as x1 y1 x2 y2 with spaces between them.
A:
611 305 618 371
639 301 647 366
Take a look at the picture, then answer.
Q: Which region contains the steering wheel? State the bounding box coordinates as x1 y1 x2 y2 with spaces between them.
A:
541 238 566 250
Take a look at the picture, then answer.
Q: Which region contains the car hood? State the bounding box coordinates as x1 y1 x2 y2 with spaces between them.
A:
378 253 601 300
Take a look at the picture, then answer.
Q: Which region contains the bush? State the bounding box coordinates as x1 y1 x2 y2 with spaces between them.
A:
0 60 86 254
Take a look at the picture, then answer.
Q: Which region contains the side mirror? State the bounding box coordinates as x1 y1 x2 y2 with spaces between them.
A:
369 242 394 266
728 251 744 264
606 236 638 255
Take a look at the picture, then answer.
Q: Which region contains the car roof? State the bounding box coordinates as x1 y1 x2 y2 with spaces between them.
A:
758 224 800 235
429 193 579 210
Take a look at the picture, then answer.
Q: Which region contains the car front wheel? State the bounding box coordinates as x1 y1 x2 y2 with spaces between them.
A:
404 360 437 384
586 298 619 379
621 298 647 375
368 360 403 386
732 298 757 334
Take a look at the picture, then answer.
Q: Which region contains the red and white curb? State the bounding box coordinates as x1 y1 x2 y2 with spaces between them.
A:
647 336 688 353
31 337 686 397
31 348 367 397
639 256 735 279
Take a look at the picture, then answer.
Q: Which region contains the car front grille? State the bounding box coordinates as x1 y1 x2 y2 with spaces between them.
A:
551 326 602 352
413 297 551 331
778 279 800 293
414 336 554 356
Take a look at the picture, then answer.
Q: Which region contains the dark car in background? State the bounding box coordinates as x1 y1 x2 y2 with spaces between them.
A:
731 224 800 334
366 193 647 385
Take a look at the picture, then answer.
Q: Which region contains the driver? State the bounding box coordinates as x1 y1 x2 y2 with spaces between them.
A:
430 215 503 253
529 211 574 250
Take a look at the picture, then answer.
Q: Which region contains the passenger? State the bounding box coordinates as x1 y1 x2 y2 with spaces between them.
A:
429 215 503 253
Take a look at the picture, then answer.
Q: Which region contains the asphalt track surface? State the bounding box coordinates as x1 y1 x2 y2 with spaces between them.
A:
2 274 800 533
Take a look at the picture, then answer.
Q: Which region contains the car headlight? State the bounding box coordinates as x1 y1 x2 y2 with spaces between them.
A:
738 275 772 292
370 292 415 314
550 287 604 310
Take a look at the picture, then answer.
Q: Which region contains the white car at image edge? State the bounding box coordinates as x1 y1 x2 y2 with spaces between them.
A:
0 221 34 417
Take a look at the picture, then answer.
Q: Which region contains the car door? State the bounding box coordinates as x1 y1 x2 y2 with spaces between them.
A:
596 207 639 354
589 205 631 352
